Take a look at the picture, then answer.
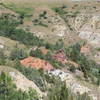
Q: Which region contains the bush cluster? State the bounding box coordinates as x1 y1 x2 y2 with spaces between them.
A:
0 14 45 47
0 72 39 100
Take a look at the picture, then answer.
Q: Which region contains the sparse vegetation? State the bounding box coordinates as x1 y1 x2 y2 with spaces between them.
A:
12 61 46 91
53 6 79 31
30 48 63 69
0 14 45 46
10 47 28 60
0 49 6 65
33 11 48 27
45 77 91 100
0 1 100 100
0 3 34 17
0 72 39 100
39 11 47 18
65 43 100 85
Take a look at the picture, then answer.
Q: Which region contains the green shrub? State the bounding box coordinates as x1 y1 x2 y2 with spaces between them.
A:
69 65 76 72
0 14 45 46
39 11 47 18
64 43 98 79
53 7 66 15
38 22 48 27
45 77 91 100
29 48 63 69
46 78 73 100
30 48 44 59
45 40 64 51
0 3 34 18
0 49 6 65
0 14 19 36
10 48 28 60
65 43 81 62
77 93 91 100
0 72 39 100
13 61 46 91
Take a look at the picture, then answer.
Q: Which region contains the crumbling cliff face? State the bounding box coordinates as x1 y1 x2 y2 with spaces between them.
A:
69 15 100 65
74 14 88 32
78 15 100 47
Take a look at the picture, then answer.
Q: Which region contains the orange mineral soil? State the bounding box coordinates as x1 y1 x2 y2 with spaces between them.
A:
20 57 54 71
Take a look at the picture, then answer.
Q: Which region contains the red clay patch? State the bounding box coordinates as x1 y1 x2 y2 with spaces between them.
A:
52 49 68 64
20 57 54 71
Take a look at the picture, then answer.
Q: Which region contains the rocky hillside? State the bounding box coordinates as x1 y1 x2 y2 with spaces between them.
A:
0 66 43 96
0 0 100 100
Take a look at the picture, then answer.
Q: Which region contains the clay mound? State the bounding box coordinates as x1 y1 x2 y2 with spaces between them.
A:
20 57 54 71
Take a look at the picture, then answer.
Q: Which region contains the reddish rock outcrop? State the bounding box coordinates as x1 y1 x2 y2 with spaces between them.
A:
52 49 68 64
20 57 54 71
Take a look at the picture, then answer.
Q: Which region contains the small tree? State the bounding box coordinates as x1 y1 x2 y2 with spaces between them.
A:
29 48 44 59
0 49 6 65
0 72 39 100
10 48 27 60
65 43 81 61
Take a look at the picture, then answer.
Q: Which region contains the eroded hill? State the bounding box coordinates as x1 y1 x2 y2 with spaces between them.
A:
0 0 100 100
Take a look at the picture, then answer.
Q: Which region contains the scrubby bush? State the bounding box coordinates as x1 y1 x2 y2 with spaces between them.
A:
45 40 64 51
30 48 44 59
65 43 100 82
39 11 47 18
65 43 81 62
0 72 39 100
10 48 28 60
46 78 73 100
13 61 46 91
0 14 19 36
38 22 48 27
10 29 45 46
0 49 6 65
45 52 63 69
0 14 45 46
29 48 63 69
45 77 91 100
69 65 76 72
53 7 66 15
